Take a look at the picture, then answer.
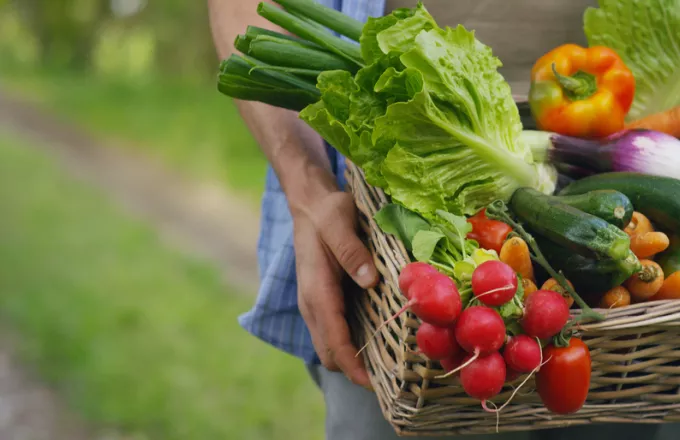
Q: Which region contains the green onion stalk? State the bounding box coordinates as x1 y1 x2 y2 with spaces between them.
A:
217 0 366 110
218 55 321 111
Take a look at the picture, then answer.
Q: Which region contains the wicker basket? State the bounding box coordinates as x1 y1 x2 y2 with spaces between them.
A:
344 160 680 437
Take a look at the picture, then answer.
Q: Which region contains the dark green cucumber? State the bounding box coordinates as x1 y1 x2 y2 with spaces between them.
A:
535 235 641 301
510 187 631 261
554 190 633 229
559 172 680 233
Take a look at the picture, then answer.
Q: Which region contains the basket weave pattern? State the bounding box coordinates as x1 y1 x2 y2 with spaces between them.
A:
345 160 680 437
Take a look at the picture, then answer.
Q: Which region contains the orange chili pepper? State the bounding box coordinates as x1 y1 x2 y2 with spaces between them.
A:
529 44 635 138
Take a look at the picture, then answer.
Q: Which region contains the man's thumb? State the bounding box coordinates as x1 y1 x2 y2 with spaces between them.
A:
320 225 378 289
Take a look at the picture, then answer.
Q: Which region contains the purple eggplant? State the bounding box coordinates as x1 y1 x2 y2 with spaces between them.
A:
526 129 680 179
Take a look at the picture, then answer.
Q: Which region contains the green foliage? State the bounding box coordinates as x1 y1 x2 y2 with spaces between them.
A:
12 0 111 69
137 0 218 80
2 68 267 202
4 0 218 79
300 4 557 217
0 131 323 440
1 1 267 200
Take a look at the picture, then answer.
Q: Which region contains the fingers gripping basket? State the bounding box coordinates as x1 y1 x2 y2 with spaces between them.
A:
345 160 680 437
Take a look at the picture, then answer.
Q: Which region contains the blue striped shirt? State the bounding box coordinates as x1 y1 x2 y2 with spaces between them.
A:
238 0 387 364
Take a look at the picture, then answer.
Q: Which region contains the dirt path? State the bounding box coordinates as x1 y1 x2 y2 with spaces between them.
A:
0 340 89 440
0 89 261 294
0 89 263 439
0 335 121 440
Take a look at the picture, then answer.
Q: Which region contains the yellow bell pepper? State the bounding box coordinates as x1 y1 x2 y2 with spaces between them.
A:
529 44 635 138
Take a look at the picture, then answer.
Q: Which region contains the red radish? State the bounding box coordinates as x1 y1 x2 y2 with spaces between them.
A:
436 306 507 379
484 340 546 416
416 323 461 361
521 290 570 339
356 272 462 356
440 352 465 374
398 262 438 298
503 335 541 373
505 367 521 382
406 273 462 327
459 351 506 401
471 260 518 306
454 306 506 355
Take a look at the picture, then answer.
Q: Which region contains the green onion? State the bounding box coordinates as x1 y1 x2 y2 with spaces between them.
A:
217 1 367 111
248 66 324 77
288 9 331 33
257 2 363 66
218 55 320 111
218 80 318 112
245 25 321 49
221 54 319 92
234 35 252 54
220 55 289 89
273 0 364 41
248 35 360 73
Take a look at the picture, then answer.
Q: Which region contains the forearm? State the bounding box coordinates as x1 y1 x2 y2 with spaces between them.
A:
207 0 336 214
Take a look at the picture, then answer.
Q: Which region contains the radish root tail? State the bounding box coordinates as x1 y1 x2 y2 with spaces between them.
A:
482 338 551 433
355 302 411 358
435 348 480 379
481 400 501 433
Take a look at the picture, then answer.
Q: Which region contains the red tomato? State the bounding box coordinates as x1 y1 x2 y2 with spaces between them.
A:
536 337 591 414
467 208 512 254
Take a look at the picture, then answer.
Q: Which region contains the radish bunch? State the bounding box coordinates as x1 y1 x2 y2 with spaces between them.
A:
388 263 464 363
401 259 570 409
392 263 464 328
357 262 464 357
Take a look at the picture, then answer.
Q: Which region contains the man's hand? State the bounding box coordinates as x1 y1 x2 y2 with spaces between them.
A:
206 0 378 387
292 181 379 389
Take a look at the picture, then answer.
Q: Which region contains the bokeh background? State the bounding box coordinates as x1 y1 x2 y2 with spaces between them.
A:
0 1 324 439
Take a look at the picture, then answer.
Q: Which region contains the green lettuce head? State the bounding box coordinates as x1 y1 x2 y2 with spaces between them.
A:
301 3 557 217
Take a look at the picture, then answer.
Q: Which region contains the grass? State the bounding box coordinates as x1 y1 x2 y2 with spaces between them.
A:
0 68 268 203
0 130 324 440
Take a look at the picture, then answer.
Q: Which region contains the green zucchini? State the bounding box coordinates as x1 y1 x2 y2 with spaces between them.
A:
554 190 633 229
535 235 641 301
509 187 631 261
559 172 680 233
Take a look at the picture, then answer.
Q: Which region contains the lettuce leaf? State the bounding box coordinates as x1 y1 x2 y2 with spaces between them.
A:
300 3 556 217
374 203 483 284
497 273 525 325
412 230 446 262
584 0 680 121
373 203 430 251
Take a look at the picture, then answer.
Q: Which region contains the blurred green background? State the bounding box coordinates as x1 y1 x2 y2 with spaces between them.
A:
0 1 324 439
1 0 269 201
